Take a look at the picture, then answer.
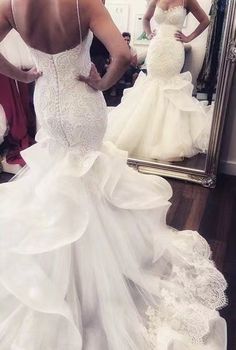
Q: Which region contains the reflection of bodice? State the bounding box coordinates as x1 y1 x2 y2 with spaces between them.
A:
146 6 187 79
155 5 186 27
154 6 187 37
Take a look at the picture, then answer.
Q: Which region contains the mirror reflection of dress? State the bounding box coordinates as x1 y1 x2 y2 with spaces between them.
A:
106 6 213 161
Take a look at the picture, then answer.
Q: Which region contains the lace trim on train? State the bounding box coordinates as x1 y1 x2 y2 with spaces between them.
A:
145 231 227 346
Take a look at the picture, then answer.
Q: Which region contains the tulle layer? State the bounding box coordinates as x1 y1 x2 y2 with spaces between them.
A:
106 72 213 161
0 140 227 349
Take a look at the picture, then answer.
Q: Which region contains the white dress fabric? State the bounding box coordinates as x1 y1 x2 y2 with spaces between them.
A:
0 29 33 69
0 3 227 350
106 6 212 161
0 105 7 145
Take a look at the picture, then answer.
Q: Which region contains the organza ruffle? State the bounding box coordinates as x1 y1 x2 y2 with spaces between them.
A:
0 140 227 349
106 72 213 161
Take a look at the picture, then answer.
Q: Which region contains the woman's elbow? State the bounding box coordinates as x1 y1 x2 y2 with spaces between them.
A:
143 16 150 26
118 50 132 67
203 17 210 29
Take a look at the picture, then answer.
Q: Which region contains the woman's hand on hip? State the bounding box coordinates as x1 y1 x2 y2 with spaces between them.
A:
22 67 43 83
78 63 103 91
175 31 190 43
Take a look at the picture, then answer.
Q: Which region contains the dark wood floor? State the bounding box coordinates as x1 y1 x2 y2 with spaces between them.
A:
0 172 235 349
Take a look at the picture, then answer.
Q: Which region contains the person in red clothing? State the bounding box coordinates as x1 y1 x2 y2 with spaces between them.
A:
0 73 36 167
0 29 36 169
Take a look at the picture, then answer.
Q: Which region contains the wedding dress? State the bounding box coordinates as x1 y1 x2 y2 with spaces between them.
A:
0 29 33 69
0 1 227 349
106 4 212 161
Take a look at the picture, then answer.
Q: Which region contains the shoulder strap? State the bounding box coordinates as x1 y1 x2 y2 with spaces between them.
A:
76 0 83 43
10 0 18 30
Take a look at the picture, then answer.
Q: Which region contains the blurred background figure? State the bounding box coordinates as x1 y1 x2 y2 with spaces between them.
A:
107 32 141 99
121 32 140 86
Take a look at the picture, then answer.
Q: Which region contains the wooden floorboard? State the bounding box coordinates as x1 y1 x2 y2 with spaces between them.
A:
0 171 235 349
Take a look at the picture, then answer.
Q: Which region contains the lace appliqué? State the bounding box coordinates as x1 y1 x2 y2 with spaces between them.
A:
145 230 227 348
154 5 186 27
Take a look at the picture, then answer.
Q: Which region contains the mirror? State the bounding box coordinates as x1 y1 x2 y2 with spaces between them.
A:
104 0 236 187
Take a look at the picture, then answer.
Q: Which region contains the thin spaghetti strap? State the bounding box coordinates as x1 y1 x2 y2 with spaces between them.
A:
10 0 18 30
76 0 83 44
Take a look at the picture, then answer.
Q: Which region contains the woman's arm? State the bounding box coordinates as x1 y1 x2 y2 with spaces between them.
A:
143 0 157 39
79 0 131 91
175 0 210 43
0 1 41 82
130 47 138 67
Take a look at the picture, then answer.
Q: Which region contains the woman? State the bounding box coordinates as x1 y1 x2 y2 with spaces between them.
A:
106 0 213 161
0 0 226 349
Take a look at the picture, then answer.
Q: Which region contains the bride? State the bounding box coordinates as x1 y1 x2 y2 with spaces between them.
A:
106 0 213 161
0 0 227 349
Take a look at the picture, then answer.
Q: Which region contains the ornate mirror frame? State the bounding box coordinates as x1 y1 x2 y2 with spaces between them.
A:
127 1 236 188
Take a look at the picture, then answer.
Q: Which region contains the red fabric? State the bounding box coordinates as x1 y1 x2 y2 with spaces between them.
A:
0 73 35 166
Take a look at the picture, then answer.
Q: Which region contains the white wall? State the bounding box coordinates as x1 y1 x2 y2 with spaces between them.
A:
106 0 149 58
220 71 236 176
106 0 147 36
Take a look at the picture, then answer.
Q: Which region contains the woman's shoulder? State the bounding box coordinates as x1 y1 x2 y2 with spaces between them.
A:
0 0 14 31
0 0 12 18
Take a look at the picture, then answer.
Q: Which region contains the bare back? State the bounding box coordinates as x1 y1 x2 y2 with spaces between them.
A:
8 0 89 54
0 0 130 90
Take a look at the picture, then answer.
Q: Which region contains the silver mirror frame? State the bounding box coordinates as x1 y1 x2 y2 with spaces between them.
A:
128 1 236 188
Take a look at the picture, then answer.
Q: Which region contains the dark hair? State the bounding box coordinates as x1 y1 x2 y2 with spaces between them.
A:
122 32 131 38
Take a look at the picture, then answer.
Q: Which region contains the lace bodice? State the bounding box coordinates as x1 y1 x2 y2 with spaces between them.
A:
10 0 107 156
154 5 187 30
30 32 107 156
145 4 187 79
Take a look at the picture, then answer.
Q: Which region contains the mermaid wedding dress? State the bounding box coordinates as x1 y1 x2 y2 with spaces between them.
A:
0 2 227 349
106 5 212 161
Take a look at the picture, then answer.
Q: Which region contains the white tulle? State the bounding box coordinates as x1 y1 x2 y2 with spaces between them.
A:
106 6 213 161
0 20 227 350
0 139 227 350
